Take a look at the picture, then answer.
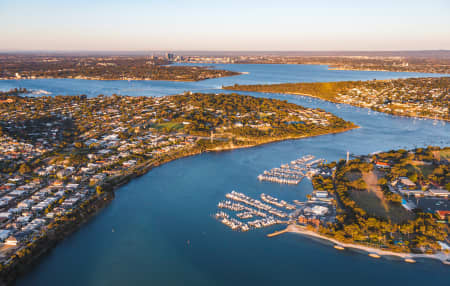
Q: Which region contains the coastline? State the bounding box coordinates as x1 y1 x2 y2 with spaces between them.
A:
224 88 450 123
0 72 241 83
272 224 450 265
207 126 359 152
190 61 450 74
327 66 450 74
0 125 357 285
0 192 114 286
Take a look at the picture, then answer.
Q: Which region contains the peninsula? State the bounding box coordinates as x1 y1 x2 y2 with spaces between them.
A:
213 147 449 264
179 51 450 74
0 91 355 284
224 77 450 121
282 147 449 263
0 55 239 81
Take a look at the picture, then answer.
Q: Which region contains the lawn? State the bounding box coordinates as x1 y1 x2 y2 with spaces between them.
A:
344 171 362 181
417 164 436 178
349 189 415 224
150 122 184 132
410 160 437 178
439 149 450 160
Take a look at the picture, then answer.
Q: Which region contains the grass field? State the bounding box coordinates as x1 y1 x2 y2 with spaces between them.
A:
344 171 362 181
417 164 436 178
349 189 415 224
349 171 415 224
439 149 450 160
150 122 184 132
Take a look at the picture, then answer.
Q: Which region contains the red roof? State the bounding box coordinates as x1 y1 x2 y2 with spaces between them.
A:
436 210 450 219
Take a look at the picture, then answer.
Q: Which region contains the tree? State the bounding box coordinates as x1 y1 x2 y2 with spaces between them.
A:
378 177 388 185
96 186 103 195
74 141 84 148
18 163 31 174
409 173 418 183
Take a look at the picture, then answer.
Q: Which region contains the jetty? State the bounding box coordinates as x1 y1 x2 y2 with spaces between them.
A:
261 193 296 210
257 154 324 185
267 228 289 237
214 190 293 232
225 191 288 218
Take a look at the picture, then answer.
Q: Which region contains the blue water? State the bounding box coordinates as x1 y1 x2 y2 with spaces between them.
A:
2 64 448 285
0 64 447 97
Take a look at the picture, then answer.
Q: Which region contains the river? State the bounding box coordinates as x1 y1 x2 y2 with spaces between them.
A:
1 64 448 285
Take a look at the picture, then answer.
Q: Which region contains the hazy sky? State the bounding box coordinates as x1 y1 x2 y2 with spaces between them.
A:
1 0 449 51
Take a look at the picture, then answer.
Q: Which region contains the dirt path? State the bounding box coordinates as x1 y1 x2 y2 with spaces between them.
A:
362 171 388 211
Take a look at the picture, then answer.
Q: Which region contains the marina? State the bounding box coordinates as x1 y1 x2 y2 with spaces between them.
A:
257 154 325 185
260 193 296 210
214 187 339 233
215 191 292 232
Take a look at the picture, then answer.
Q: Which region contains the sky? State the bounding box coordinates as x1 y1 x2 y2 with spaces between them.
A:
1 0 450 51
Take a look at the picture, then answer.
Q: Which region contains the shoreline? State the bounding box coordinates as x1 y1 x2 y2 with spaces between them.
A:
0 192 114 286
272 224 450 265
0 72 241 83
208 128 359 152
327 66 450 74
0 78 213 83
189 62 450 74
224 88 450 123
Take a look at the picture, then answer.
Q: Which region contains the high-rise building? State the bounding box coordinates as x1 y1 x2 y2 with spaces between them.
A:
166 53 175 61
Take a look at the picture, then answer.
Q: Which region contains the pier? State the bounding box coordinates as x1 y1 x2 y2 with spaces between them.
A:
267 228 289 237
257 154 324 185
214 190 293 232
261 193 296 210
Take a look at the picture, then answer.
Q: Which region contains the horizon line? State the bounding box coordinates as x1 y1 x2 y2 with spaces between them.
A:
1 49 450 57
1 49 449 52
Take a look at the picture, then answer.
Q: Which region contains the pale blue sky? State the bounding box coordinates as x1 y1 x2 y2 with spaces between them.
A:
1 0 449 51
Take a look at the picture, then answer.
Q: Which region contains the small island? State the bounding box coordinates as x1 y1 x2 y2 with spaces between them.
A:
0 55 240 81
0 91 355 284
224 77 450 121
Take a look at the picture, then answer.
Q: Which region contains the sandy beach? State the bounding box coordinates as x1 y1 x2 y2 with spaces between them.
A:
272 224 450 265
